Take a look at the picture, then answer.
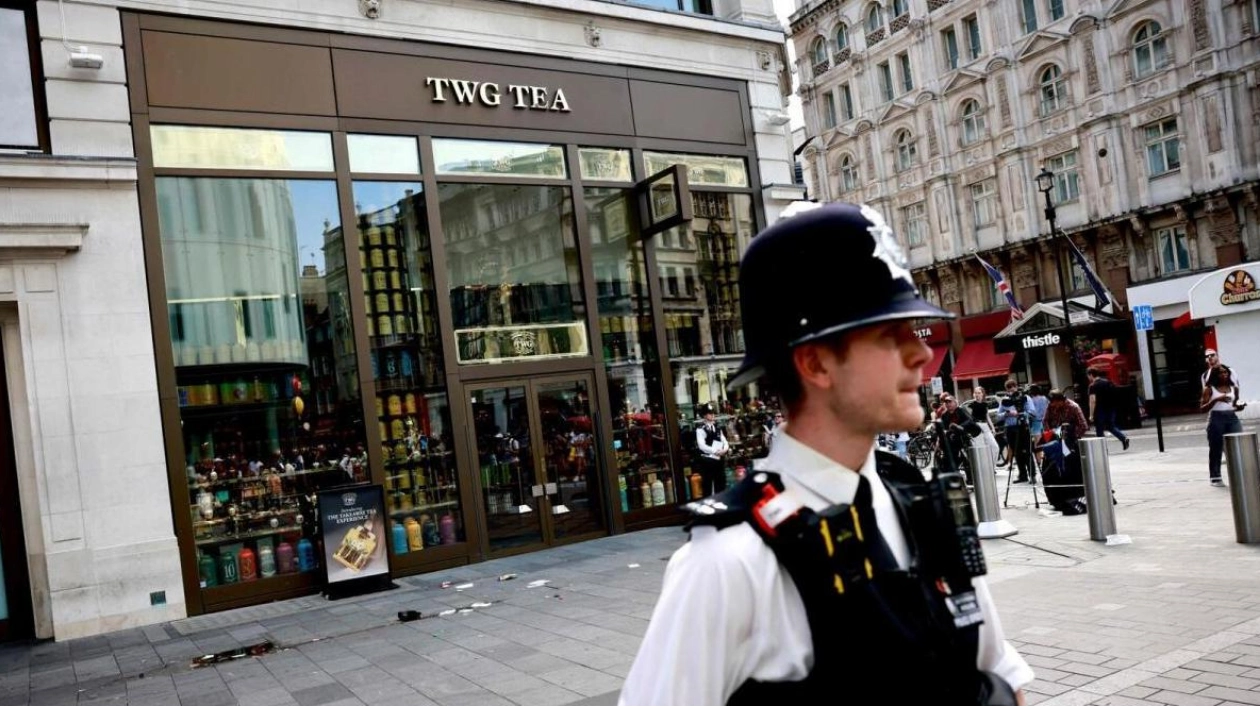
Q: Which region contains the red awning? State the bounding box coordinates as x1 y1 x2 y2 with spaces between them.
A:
952 340 1015 380
921 345 949 383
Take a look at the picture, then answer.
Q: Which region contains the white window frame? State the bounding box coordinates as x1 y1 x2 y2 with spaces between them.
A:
963 14 982 60
897 52 914 94
1021 0 1038 33
822 91 838 129
895 130 918 172
970 179 997 227
839 83 855 121
835 23 849 53
839 155 859 192
1046 150 1080 202
1047 0 1064 22
878 61 895 102
810 36 828 67
1156 226 1192 274
1132 21 1170 78
1039 64 1067 116
1145 117 1181 177
961 99 986 145
942 27 960 70
892 0 909 18
866 3 883 33
902 202 927 247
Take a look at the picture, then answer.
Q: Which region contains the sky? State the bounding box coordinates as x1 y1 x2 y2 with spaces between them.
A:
771 0 805 129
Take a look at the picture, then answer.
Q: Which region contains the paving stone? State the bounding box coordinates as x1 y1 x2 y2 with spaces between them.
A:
537 665 622 698
181 689 241 705
1185 660 1252 677
1145 689 1224 705
292 682 358 706
1141 676 1210 694
1118 685 1158 700
1164 668 1204 680
128 692 183 705
1196 685 1260 704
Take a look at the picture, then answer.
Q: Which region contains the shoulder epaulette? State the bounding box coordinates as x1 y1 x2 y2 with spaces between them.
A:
683 471 786 532
874 449 927 486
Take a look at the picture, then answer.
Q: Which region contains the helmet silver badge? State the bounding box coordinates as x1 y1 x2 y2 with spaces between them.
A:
859 203 913 285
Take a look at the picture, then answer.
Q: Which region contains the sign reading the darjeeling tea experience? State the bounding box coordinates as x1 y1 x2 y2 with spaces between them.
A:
317 485 390 587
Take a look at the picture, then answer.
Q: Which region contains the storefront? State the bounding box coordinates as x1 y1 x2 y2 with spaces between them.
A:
1189 261 1260 413
948 310 1017 397
1128 273 1223 411
992 301 1130 398
125 14 786 614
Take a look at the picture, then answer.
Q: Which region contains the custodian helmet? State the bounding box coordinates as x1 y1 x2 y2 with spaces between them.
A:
728 202 954 390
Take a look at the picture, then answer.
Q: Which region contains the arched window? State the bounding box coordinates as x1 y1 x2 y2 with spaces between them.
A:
961 99 986 144
810 37 829 68
1038 64 1067 116
892 0 909 16
1132 21 1169 78
834 23 849 53
895 130 918 171
866 3 883 33
839 154 859 192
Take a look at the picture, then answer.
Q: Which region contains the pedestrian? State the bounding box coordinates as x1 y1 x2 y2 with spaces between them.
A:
694 403 730 495
620 202 1031 705
997 380 1034 483
1027 385 1049 441
761 410 785 453
963 386 1002 461
1087 368 1130 450
1201 348 1240 398
1202 365 1243 488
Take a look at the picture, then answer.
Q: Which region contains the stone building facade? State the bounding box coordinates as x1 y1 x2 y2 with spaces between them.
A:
789 0 1260 402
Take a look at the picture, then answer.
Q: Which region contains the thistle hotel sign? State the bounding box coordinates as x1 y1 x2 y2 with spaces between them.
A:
1022 332 1061 349
425 77 571 112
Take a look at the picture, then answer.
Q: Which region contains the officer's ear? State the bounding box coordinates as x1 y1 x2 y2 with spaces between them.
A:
792 341 838 393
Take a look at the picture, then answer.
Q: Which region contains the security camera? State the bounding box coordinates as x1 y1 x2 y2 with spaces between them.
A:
68 47 104 69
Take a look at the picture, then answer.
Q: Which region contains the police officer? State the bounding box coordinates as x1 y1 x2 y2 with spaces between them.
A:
619 203 1032 705
695 403 731 495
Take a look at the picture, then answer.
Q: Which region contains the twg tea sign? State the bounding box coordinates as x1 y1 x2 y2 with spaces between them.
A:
425 77 571 112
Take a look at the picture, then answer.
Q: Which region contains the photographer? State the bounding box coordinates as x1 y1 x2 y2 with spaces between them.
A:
936 396 984 481
997 380 1034 484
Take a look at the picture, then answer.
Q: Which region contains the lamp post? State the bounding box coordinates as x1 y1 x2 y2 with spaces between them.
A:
1035 167 1084 402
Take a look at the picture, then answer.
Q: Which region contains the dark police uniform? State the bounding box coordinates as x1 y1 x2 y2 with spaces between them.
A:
619 203 1033 705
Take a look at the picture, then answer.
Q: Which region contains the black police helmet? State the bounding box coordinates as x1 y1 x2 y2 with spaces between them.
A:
728 202 954 390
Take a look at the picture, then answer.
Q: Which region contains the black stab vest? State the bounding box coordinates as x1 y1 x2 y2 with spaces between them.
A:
685 451 1014 706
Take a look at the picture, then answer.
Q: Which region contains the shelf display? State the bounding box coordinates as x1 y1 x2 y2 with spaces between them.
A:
353 181 464 553
158 177 370 592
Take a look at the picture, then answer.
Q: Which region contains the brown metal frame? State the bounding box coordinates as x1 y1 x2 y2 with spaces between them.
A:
126 11 764 615
0 0 50 152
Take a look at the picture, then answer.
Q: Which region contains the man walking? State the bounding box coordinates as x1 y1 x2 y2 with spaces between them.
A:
1087 368 1130 450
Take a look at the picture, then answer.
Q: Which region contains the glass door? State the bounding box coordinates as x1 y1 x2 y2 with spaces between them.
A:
467 374 605 553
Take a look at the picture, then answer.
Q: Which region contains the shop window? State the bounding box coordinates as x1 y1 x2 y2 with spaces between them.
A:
964 14 983 60
1132 21 1170 79
151 126 334 172
961 99 986 145
579 147 632 182
347 135 420 175
432 139 567 179
1038 64 1067 117
1046 150 1080 202
643 152 748 188
1145 117 1180 176
625 0 712 13
585 187 679 514
971 178 998 227
439 183 587 364
159 177 367 589
0 2 45 151
1157 226 1191 274
352 181 463 553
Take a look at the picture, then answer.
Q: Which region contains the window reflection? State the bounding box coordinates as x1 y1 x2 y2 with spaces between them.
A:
346 182 463 552
586 188 676 512
158 177 366 587
439 183 588 364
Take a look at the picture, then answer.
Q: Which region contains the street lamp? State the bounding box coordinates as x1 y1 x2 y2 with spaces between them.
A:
1036 167 1084 402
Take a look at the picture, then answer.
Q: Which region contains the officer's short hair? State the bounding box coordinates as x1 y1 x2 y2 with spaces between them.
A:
762 333 853 409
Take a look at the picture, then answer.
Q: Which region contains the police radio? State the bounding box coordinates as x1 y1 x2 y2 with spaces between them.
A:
927 421 987 580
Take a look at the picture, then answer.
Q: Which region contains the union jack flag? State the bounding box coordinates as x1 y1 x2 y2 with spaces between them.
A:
976 254 1023 320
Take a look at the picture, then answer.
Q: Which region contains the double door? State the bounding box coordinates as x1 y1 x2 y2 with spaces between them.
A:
466 374 605 553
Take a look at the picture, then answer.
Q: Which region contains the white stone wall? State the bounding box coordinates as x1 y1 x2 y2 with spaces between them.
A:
2 0 796 639
790 0 1260 302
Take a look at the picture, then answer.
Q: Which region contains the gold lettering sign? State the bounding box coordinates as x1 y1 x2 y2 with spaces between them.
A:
425 77 572 113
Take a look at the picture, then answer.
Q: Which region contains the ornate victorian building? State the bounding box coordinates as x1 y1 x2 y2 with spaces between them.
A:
789 0 1260 406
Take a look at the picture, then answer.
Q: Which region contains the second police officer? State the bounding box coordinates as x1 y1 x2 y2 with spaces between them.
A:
620 203 1033 705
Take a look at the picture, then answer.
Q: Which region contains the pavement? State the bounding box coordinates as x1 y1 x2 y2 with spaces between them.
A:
2 428 1260 706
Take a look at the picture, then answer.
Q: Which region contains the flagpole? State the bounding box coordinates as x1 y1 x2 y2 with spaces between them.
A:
1036 168 1086 406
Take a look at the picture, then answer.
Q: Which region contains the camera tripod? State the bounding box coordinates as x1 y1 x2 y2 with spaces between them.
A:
1001 421 1041 510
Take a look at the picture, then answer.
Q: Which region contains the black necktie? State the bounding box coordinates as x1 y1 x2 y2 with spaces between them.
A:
853 475 900 573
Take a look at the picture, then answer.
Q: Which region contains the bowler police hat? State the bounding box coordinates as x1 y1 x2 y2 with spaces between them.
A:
728 202 954 390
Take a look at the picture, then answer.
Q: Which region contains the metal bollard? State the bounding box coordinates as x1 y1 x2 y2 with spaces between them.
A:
1224 432 1260 544
966 439 1018 539
1079 437 1117 541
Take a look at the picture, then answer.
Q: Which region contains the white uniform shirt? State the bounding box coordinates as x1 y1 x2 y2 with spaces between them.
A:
696 423 729 460
619 431 1035 706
